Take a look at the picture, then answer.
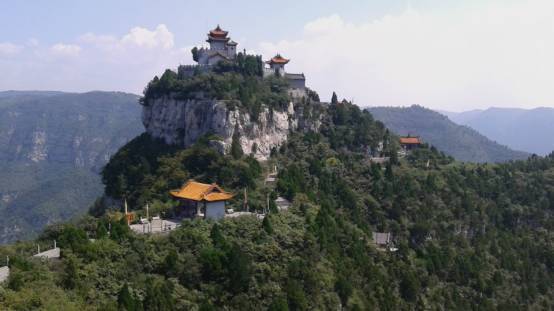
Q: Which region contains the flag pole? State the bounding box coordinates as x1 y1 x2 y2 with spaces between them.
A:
124 199 129 226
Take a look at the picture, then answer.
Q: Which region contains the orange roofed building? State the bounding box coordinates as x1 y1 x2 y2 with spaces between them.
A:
170 180 234 220
399 136 422 151
264 54 306 95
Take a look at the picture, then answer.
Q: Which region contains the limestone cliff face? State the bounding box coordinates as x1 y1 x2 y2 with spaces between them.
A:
142 95 322 159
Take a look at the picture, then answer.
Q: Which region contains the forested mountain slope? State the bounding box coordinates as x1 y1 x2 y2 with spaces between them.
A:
443 107 554 156
0 91 143 243
0 66 552 310
368 105 529 163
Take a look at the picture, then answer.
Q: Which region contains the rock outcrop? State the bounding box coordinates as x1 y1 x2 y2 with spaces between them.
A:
142 96 322 160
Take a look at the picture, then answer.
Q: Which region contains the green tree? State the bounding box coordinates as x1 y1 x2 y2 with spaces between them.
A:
163 249 179 277
262 215 273 234
268 297 289 311
143 278 174 311
331 91 338 105
62 254 79 290
191 47 199 62
231 126 244 160
118 283 140 311
400 271 420 302
286 280 308 311
210 224 227 249
96 222 108 239
227 244 252 294
335 276 353 306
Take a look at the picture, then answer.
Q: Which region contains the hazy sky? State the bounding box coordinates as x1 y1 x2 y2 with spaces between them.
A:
1 0 553 111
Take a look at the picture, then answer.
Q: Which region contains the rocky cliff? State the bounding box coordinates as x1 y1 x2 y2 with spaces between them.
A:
142 95 322 160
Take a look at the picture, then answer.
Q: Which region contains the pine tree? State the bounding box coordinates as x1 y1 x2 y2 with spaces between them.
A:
143 279 174 311
335 276 353 306
385 161 394 181
191 47 199 62
331 91 338 105
286 280 308 310
262 215 273 234
230 125 244 159
118 283 138 311
96 222 108 239
226 244 252 294
62 254 79 290
210 223 227 249
268 297 289 311
163 249 178 277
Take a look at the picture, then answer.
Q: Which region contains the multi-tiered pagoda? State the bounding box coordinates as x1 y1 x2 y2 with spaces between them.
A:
196 25 238 65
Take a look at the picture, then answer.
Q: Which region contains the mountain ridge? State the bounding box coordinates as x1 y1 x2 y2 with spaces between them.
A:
0 90 143 243
443 107 554 155
366 105 529 163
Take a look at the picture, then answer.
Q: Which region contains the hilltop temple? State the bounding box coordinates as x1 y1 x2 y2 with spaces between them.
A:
195 25 238 65
264 54 306 93
181 25 306 95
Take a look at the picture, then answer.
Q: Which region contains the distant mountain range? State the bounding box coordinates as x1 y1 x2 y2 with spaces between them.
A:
441 107 554 156
367 105 529 163
0 91 143 243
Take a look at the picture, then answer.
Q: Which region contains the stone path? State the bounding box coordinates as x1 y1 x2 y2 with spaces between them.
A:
129 218 181 234
33 247 60 259
0 266 9 283
225 211 265 219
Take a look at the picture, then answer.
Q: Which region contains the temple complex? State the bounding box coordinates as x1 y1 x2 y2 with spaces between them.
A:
182 25 306 95
264 54 306 92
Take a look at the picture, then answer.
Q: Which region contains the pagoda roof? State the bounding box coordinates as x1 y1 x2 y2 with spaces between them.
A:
170 180 234 202
266 54 290 65
373 232 392 245
208 25 228 38
399 137 422 145
227 39 238 46
207 35 230 43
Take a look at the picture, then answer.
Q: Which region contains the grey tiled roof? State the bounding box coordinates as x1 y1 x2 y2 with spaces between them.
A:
372 232 392 245
285 73 305 80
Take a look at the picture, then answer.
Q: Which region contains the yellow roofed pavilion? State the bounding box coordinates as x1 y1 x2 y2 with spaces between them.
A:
170 180 234 202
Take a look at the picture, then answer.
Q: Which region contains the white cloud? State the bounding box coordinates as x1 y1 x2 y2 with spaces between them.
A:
259 1 554 111
3 5 554 111
0 24 187 94
50 43 82 56
121 24 174 49
0 42 23 56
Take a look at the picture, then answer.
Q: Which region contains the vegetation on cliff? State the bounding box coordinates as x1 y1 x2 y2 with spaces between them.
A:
1 97 553 310
0 91 553 309
142 53 318 120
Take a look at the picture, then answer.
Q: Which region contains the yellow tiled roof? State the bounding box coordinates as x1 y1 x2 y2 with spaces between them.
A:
170 180 234 202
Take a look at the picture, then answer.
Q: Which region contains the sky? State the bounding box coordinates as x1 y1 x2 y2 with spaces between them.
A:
1 0 553 111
